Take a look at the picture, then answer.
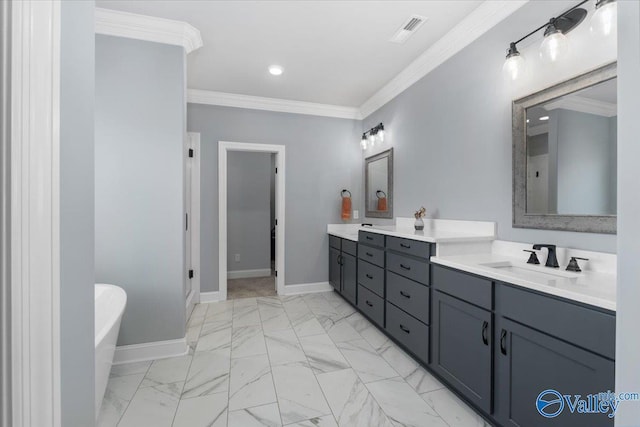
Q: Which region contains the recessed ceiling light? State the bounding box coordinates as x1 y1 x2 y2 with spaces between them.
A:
539 116 550 121
526 119 530 123
268 65 283 76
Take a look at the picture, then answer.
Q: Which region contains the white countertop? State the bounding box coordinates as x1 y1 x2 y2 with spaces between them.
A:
431 253 617 311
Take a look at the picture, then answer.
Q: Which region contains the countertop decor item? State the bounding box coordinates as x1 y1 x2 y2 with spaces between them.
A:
414 206 426 230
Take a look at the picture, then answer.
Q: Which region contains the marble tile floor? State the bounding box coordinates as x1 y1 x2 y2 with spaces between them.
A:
98 291 491 427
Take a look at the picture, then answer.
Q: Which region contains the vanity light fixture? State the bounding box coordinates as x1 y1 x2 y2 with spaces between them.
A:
360 123 385 150
502 0 618 80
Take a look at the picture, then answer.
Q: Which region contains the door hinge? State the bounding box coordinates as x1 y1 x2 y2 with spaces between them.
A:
188 269 194 279
185 213 188 231
275 219 278 226
275 270 278 277
188 148 194 158
275 167 278 174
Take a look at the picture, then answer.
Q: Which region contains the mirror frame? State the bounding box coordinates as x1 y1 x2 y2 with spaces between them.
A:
365 148 394 219
513 62 617 234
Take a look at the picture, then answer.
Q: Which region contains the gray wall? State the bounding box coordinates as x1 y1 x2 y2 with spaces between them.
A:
616 1 640 425
362 1 616 253
227 151 272 272
95 35 186 346
187 105 362 292
60 1 95 424
555 109 616 215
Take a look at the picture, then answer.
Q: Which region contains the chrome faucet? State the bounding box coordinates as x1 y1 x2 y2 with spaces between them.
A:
532 244 559 268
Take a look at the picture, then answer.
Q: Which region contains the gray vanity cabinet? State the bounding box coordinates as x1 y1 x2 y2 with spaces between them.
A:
328 236 357 305
494 317 614 427
431 289 493 414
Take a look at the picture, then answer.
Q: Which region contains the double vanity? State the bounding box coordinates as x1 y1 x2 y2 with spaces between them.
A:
328 219 616 427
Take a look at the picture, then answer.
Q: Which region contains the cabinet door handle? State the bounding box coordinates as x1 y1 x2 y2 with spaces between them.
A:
399 324 410 334
365 300 373 307
481 321 489 346
500 329 507 355
400 264 411 271
366 236 373 241
365 252 373 257
337 255 343 266
400 291 411 299
400 243 411 249
366 274 374 279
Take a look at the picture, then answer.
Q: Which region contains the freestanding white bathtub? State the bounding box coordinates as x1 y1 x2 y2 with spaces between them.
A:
95 284 127 417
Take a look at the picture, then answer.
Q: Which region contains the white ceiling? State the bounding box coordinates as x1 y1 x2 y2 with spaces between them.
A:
96 1 483 107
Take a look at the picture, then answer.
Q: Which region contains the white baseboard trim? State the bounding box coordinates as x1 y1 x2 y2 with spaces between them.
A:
228 268 272 280
283 282 333 296
113 337 189 365
200 291 221 303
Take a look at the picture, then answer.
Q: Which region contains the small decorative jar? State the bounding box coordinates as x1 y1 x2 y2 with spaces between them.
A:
414 218 424 230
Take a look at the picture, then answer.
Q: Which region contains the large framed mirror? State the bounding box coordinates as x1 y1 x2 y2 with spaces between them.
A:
365 148 393 218
513 62 616 234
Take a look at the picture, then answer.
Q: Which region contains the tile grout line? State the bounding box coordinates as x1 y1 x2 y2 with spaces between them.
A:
112 360 154 427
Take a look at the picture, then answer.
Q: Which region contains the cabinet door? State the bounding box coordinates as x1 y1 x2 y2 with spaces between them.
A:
341 253 357 305
432 290 492 413
329 247 341 292
495 317 615 427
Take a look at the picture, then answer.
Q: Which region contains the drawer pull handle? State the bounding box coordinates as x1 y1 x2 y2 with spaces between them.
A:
400 243 411 249
400 264 411 271
366 252 373 257
399 324 410 334
400 291 411 299
365 300 373 307
481 321 489 346
366 274 374 279
366 236 373 240
500 329 507 355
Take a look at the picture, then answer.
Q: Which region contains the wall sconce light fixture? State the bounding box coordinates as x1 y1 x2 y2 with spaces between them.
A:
503 0 616 81
361 123 385 150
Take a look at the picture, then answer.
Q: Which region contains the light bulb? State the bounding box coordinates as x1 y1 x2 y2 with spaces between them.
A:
539 29 568 63
360 135 368 150
377 129 385 143
503 53 526 81
368 133 375 146
590 0 617 38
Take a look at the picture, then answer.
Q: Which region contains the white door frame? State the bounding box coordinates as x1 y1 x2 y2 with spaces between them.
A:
185 132 201 315
11 1 62 426
218 141 285 300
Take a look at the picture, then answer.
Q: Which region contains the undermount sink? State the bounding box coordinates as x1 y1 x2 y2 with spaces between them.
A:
479 261 579 280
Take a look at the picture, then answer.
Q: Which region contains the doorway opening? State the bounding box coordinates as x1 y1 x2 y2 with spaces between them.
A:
219 142 285 300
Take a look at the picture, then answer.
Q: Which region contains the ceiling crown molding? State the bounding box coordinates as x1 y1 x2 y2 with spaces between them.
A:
544 96 617 117
95 8 203 53
359 0 529 118
187 89 362 120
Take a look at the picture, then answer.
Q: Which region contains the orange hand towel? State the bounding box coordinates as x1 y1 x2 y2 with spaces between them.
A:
341 196 352 220
377 197 387 211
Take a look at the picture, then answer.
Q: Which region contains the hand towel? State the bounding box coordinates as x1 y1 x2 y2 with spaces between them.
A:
341 190 352 220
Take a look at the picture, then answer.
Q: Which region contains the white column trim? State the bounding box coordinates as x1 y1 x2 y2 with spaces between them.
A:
10 1 62 426
218 141 286 300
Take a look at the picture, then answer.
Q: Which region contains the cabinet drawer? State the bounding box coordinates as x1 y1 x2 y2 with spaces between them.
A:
497 283 616 360
342 239 357 256
357 260 384 297
358 244 384 268
329 235 341 250
358 230 384 248
387 272 430 324
432 265 492 310
357 285 384 328
387 252 429 285
387 236 431 259
386 302 429 363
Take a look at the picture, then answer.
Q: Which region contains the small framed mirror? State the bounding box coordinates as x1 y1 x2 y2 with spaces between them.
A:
513 62 617 234
365 148 393 218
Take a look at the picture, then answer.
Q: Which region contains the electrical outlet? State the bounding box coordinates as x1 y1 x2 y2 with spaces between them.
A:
234 254 240 262
353 210 359 220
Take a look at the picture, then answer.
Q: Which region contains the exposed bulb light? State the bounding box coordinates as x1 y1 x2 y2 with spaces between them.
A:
540 20 569 63
539 116 550 121
526 119 530 123
368 133 376 146
590 0 617 38
502 42 526 81
268 65 284 76
377 125 385 143
361 134 368 150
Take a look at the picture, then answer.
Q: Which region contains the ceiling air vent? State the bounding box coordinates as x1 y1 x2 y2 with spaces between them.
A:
389 15 428 44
